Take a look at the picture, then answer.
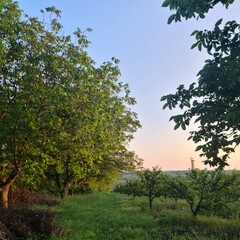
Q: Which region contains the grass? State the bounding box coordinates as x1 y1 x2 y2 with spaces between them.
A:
51 192 240 240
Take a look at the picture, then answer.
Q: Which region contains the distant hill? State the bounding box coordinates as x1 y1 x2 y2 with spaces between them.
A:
117 169 237 184
117 170 188 184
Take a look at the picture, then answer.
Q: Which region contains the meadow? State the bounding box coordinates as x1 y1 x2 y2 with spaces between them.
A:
50 192 240 240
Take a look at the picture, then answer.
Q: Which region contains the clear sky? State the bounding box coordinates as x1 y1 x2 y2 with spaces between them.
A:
17 0 240 170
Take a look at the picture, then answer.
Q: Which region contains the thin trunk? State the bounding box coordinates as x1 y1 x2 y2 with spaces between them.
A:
1 184 10 209
62 157 71 199
62 181 72 198
149 198 153 209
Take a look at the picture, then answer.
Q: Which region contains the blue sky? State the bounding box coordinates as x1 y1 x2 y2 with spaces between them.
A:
17 1 240 170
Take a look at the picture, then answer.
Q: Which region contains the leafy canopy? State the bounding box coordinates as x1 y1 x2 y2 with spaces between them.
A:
161 0 239 168
0 0 141 204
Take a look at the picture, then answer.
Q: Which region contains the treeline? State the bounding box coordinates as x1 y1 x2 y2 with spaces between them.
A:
0 0 142 209
114 168 240 218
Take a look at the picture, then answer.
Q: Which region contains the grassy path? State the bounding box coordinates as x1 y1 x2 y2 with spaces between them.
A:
52 192 161 240
51 192 240 240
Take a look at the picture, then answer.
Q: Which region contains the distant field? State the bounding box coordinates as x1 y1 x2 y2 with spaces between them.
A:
117 171 190 184
51 192 240 240
118 170 236 183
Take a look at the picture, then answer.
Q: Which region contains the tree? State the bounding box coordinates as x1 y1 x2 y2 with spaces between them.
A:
86 151 143 192
161 0 240 168
114 167 168 208
0 1 141 208
166 174 187 204
175 169 240 217
114 178 144 198
41 57 141 198
207 170 240 218
181 169 217 217
138 167 168 209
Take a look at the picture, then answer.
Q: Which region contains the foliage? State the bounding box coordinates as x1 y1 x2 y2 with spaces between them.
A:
178 169 217 217
116 169 240 218
162 0 235 24
114 167 168 209
166 174 187 203
161 0 240 168
114 178 144 198
138 167 168 209
84 151 143 192
168 169 240 217
0 0 141 207
85 166 122 192
206 170 240 218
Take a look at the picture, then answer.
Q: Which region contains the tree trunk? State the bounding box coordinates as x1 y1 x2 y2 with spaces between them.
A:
62 181 72 198
0 171 18 209
1 184 11 209
149 198 153 209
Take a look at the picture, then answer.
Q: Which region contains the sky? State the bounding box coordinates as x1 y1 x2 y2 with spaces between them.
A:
16 0 240 170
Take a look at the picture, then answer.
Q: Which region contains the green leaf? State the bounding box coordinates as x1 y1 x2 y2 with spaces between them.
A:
181 123 186 130
167 14 176 24
195 145 202 151
174 123 181 130
199 13 205 19
163 102 169 110
190 30 199 36
191 42 198 49
215 18 223 27
162 0 171 7
160 95 167 101
198 42 202 51
184 101 191 108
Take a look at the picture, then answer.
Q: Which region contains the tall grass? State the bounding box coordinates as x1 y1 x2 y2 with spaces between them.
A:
51 192 240 240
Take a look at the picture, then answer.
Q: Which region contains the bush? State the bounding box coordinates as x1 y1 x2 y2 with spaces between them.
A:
0 189 60 240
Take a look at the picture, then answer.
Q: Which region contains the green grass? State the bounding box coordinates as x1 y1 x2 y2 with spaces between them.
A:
51 192 240 240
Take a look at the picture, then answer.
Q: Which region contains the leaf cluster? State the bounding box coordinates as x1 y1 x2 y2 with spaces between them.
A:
171 169 240 217
115 167 169 209
161 0 240 168
162 0 235 24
